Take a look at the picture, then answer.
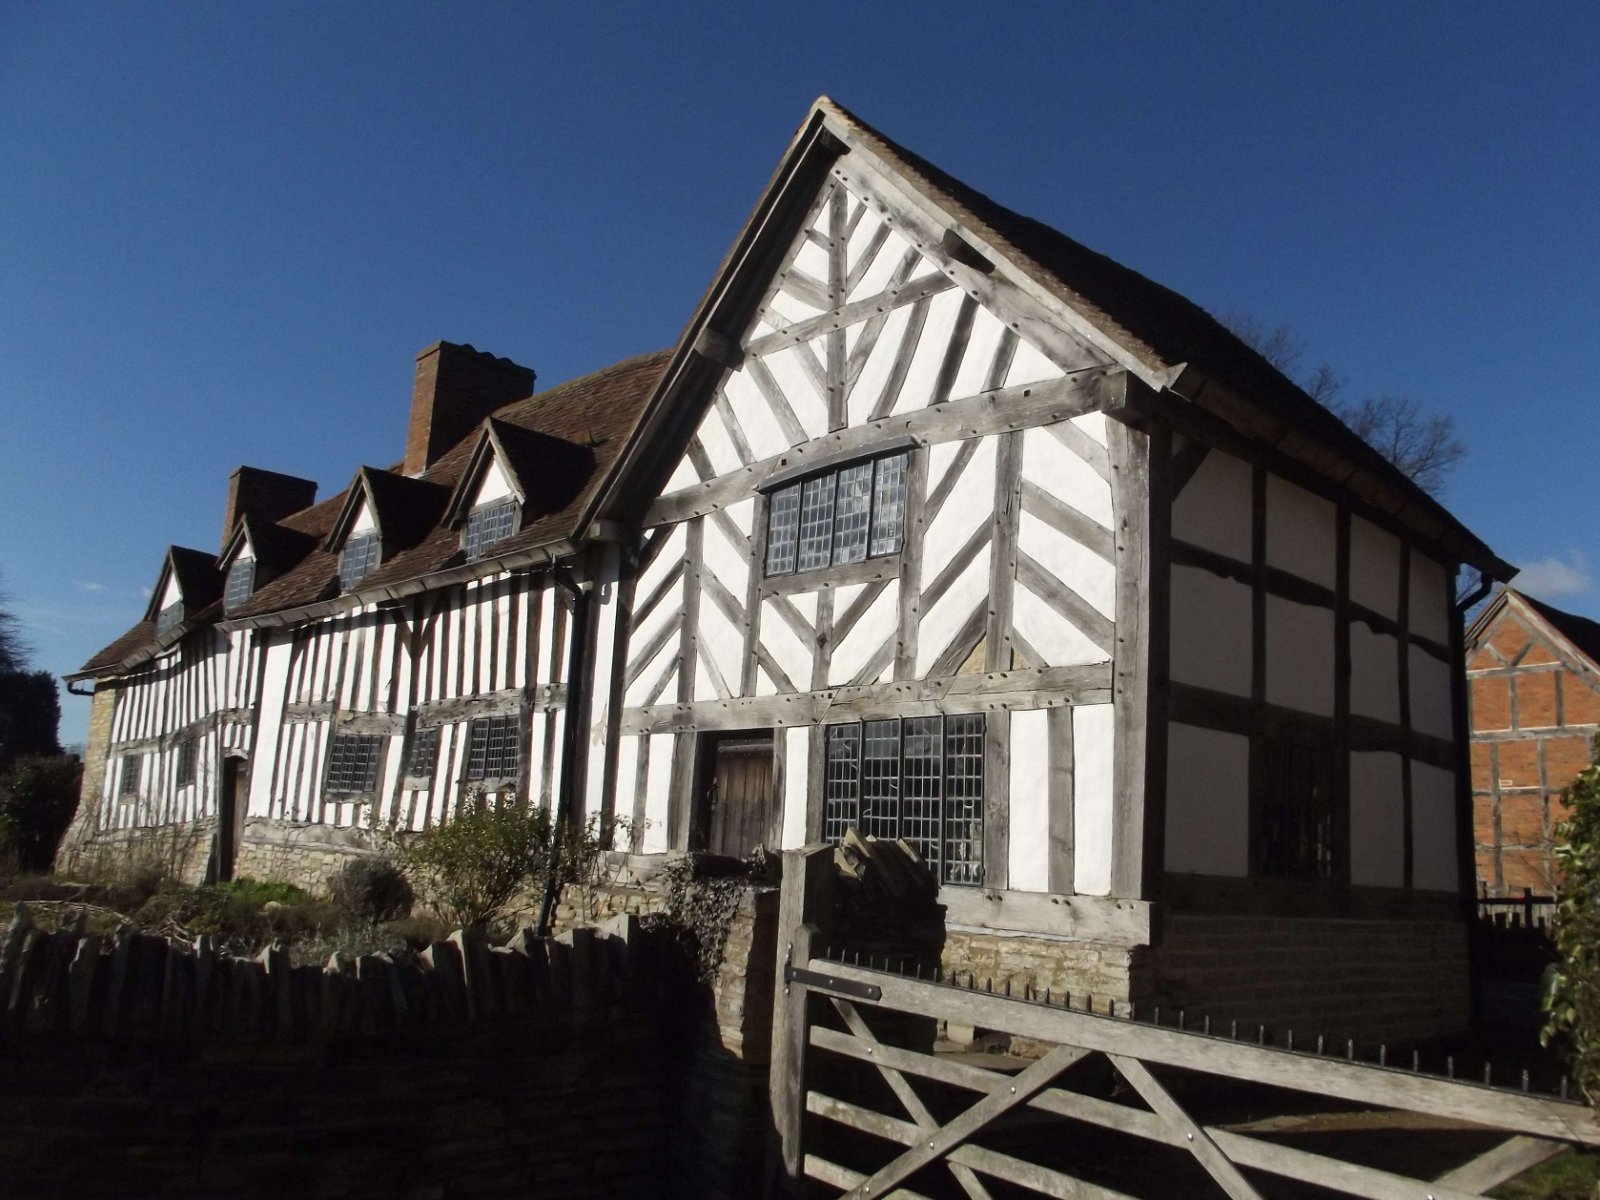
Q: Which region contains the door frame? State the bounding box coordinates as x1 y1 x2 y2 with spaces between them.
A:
690 728 779 856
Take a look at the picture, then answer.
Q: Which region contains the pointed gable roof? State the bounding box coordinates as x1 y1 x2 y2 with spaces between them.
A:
143 546 221 623
325 467 451 557
589 95 1508 579
443 418 597 527
1471 587 1600 675
219 515 319 575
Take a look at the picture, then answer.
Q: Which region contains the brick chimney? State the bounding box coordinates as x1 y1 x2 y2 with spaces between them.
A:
221 467 319 550
405 342 536 476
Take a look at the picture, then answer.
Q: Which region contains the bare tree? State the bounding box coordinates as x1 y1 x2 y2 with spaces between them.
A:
0 571 29 676
1222 313 1464 496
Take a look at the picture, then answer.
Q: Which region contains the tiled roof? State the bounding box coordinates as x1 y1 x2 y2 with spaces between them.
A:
75 350 669 678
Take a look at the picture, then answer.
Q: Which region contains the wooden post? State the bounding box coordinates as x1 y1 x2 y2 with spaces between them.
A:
768 844 834 1198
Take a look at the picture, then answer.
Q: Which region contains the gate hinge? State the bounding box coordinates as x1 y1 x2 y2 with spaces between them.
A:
783 955 882 1002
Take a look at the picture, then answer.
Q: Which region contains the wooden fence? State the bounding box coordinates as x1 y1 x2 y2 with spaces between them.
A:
770 845 1600 1200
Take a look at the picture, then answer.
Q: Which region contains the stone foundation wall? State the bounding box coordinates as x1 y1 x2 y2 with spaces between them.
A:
230 818 382 891
56 818 218 885
941 930 1149 1011
1148 914 1471 1047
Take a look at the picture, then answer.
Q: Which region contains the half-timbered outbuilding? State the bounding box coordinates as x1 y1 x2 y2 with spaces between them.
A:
1467 588 1600 895
61 98 1509 1040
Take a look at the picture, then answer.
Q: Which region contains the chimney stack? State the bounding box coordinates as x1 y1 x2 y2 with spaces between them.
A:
405 342 536 477
221 467 318 550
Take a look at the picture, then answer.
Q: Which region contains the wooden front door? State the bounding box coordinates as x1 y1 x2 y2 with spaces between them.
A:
700 732 777 859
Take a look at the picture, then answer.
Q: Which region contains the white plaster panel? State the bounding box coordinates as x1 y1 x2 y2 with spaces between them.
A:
1072 703 1115 896
1349 517 1400 618
696 406 743 478
891 288 966 413
693 655 716 703
1169 568 1252 697
950 305 1009 400
909 254 941 281
915 546 990 677
1265 596 1334 716
696 598 742 699
1171 450 1251 563
1004 337 1063 387
722 367 790 461
833 582 865 614
1349 751 1405 887
781 727 809 849
1012 583 1107 667
473 456 517 505
793 237 829 282
1265 475 1336 589
920 436 997 588
636 524 687 603
1008 709 1050 892
845 208 884 281
664 455 700 493
1412 762 1459 893
846 225 919 303
724 497 755 539
755 664 776 697
1021 427 1112 527
1349 623 1401 724
1410 646 1455 740
1071 411 1108 446
613 734 639 839
829 581 899 686
1018 511 1115 618
765 345 830 438
160 572 182 609
350 499 375 534
925 438 961 499
789 591 819 625
701 517 750 604
761 600 813 691
846 304 913 426
1410 553 1450 643
768 288 822 325
643 733 675 853
1163 724 1250 877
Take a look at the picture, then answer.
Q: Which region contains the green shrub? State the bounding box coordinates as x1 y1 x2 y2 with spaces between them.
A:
0 756 81 873
1544 736 1600 1102
400 789 606 928
328 856 414 924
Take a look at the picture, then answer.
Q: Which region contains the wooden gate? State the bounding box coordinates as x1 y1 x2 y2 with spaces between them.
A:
769 846 1600 1200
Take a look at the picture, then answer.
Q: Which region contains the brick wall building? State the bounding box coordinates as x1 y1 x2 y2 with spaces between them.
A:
1467 588 1600 895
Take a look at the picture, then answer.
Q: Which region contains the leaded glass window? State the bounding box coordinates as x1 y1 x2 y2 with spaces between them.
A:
466 714 520 781
339 531 381 592
155 601 184 636
224 560 255 612
464 499 519 562
764 451 910 577
407 726 440 780
175 740 197 788
1258 737 1335 881
326 734 385 795
119 755 140 797
820 713 986 885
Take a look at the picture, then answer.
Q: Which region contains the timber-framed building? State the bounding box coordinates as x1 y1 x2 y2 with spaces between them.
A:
62 98 1511 1040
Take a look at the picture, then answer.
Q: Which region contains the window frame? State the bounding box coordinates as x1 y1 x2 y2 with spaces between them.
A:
324 732 386 798
155 601 184 637
821 712 986 886
118 754 141 798
174 739 197 789
338 530 382 592
462 497 520 563
762 449 910 580
464 713 521 785
1252 731 1338 882
224 559 256 613
405 725 440 783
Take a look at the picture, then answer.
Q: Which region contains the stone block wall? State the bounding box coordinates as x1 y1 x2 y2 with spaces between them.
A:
230 817 383 891
942 930 1148 1011
1147 914 1471 1047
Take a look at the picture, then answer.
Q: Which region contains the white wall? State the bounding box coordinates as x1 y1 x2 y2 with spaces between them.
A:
1412 762 1459 893
1266 475 1336 589
1265 596 1334 716
1008 709 1050 890
1172 449 1251 561
1072 703 1114 895
1349 751 1405 887
1169 567 1251 696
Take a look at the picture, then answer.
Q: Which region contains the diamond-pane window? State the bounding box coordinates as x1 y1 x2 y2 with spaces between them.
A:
464 499 519 562
466 714 520 781
765 451 909 576
326 734 385 795
407 726 440 779
175 740 197 788
224 560 255 612
819 713 986 885
339 531 381 592
155 601 184 636
119 755 140 797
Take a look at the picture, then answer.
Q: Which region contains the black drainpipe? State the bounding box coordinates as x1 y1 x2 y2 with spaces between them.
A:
536 562 591 937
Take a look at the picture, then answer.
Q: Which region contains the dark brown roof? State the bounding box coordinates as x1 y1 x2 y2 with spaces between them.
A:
1516 591 1600 670
166 546 222 613
75 350 669 677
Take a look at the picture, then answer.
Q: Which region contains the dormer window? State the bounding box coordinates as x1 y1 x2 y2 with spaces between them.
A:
224 560 255 612
464 499 518 562
339 531 381 592
155 602 184 636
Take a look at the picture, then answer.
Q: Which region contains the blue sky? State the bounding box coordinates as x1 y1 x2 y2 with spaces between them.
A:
3 2 1597 745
